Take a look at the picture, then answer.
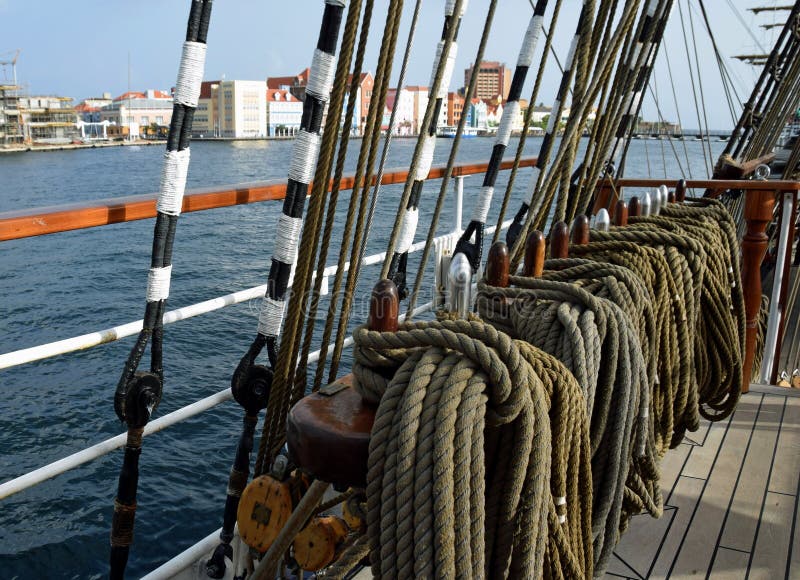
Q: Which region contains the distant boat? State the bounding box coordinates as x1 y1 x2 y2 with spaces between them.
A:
438 125 478 138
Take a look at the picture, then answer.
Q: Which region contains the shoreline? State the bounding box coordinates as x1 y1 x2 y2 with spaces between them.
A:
0 139 166 155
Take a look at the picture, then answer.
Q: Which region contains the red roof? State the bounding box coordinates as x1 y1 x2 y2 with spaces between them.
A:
114 91 145 102
267 68 310 90
267 89 299 102
75 103 100 113
150 90 172 99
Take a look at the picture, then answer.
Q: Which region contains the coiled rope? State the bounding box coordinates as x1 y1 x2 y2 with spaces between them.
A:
476 276 655 575
351 317 594 579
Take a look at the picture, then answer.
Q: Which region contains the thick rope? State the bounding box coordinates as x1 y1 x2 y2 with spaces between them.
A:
351 318 593 579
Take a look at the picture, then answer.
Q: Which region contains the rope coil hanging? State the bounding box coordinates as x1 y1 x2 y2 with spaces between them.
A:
351 315 594 579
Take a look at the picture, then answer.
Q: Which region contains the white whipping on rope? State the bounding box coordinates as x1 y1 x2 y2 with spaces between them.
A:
146 265 173 303
155 149 191 216
173 41 207 108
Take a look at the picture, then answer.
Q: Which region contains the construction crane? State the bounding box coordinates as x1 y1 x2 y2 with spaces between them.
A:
0 49 21 86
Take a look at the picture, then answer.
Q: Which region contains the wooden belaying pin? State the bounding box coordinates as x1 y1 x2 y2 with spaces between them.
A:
614 200 629 226
550 221 570 259
629 196 642 217
667 190 676 203
675 178 687 203
487 241 510 287
369 279 399 332
571 215 590 246
523 230 546 277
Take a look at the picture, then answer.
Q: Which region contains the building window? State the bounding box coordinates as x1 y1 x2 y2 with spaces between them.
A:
141 116 149 125
156 116 164 124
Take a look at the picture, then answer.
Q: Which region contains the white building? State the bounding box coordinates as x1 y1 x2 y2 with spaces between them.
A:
266 89 303 136
216 80 267 138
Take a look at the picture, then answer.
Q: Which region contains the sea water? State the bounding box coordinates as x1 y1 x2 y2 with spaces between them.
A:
0 137 723 578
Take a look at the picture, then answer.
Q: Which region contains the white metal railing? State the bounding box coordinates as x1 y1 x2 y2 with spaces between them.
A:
0 178 487 372
1 176 514 503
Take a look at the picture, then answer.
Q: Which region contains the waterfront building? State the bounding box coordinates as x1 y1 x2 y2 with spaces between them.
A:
75 94 113 123
191 80 267 138
0 82 23 145
100 97 173 139
446 91 465 127
267 69 310 102
18 96 78 143
402 86 447 134
193 80 220 137
266 89 302 136
384 88 415 135
463 61 512 101
216 80 267 138
465 98 488 131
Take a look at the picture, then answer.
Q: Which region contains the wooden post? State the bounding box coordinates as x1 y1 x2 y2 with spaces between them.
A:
667 190 676 203
550 221 570 259
614 200 628 226
523 230 546 277
487 242 510 287
741 189 776 393
629 196 642 217
368 279 399 332
571 215 590 245
675 179 687 202
591 181 617 215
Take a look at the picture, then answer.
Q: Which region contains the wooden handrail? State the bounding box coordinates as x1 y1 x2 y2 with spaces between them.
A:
0 157 538 242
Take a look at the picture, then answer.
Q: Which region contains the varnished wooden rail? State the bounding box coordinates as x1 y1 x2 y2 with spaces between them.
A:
0 157 538 242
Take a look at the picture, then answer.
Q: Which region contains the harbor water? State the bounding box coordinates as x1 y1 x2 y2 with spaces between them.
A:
0 136 724 578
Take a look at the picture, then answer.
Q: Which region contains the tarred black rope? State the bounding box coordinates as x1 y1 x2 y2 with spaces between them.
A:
452 0 550 272
506 0 593 249
110 2 212 578
384 1 467 298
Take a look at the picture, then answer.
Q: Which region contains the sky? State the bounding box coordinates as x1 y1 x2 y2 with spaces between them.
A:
0 1 787 131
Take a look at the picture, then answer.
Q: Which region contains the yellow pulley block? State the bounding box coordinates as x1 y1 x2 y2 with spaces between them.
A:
237 473 309 552
293 515 349 572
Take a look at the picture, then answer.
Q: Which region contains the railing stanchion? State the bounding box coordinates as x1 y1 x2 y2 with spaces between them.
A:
760 189 797 384
454 175 464 233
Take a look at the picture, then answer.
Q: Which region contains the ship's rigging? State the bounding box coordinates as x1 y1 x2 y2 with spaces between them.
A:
99 0 800 578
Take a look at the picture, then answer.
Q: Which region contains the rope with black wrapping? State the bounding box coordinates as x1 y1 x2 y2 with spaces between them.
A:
109 1 212 578
450 0 550 275
208 1 363 576
381 0 468 298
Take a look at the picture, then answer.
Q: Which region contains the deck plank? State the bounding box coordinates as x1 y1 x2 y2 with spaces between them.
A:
716 396 782 552
641 476 705 579
707 547 748 580
680 409 734 480
748 491 795 579
768 396 800 496
659 394 762 578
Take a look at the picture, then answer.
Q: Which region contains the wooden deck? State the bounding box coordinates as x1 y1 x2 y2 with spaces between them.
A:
604 387 800 580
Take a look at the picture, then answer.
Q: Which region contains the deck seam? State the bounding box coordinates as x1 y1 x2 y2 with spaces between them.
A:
664 394 761 579
708 394 765 575
785 426 800 580
718 545 752 555
746 396 789 579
